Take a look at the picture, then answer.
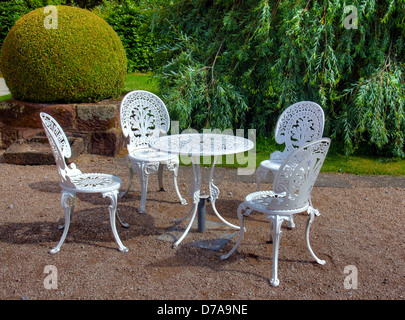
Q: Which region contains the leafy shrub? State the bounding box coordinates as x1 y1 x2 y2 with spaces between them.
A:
0 1 37 50
1 5 127 103
153 0 405 158
94 0 156 73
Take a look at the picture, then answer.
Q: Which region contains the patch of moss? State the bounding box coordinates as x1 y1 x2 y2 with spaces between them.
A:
0 5 127 103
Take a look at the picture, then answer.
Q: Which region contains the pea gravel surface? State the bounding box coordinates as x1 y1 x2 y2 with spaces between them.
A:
0 151 404 301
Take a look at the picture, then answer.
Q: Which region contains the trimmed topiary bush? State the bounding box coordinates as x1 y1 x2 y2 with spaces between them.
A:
0 5 127 103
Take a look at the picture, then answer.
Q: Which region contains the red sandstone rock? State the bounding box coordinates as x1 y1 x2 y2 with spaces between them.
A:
0 99 124 156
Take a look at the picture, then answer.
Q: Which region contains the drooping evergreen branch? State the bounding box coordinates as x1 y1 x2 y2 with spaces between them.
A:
152 0 405 157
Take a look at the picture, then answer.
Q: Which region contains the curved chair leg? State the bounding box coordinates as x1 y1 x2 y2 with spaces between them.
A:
220 203 247 260
255 165 268 191
286 216 295 229
168 160 187 205
57 194 75 230
103 190 128 253
116 209 129 228
284 184 295 229
120 158 134 198
268 215 288 287
306 207 326 265
132 161 159 214
138 165 149 214
50 191 75 254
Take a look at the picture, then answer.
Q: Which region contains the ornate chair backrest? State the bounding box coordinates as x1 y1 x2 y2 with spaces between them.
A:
40 112 81 187
271 101 325 161
120 90 171 154
272 138 330 211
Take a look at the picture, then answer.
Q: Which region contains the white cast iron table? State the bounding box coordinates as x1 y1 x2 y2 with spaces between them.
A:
150 133 254 247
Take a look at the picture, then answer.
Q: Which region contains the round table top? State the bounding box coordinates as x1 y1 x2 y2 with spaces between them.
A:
150 133 254 156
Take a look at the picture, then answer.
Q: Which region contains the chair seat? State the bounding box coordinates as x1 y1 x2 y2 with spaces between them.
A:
61 173 122 193
245 190 308 215
259 159 284 172
128 147 178 163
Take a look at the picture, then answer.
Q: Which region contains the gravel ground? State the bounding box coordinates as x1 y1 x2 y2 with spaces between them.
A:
0 150 404 302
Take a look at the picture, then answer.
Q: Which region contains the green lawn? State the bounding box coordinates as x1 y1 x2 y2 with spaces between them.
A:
258 151 405 175
122 72 159 95
208 141 405 176
0 93 11 102
253 136 405 176
320 154 405 175
0 73 158 102
1 73 404 175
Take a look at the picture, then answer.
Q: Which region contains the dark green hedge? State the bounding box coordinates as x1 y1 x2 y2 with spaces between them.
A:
94 1 156 73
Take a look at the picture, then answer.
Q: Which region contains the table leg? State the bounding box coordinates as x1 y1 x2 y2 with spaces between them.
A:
173 157 201 247
209 155 240 230
173 154 241 247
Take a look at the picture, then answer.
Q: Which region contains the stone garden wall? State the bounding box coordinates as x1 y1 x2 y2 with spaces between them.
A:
0 98 126 164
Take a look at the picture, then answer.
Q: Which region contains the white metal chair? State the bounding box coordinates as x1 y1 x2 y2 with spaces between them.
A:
256 101 325 191
40 112 129 254
119 90 187 213
221 138 331 287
